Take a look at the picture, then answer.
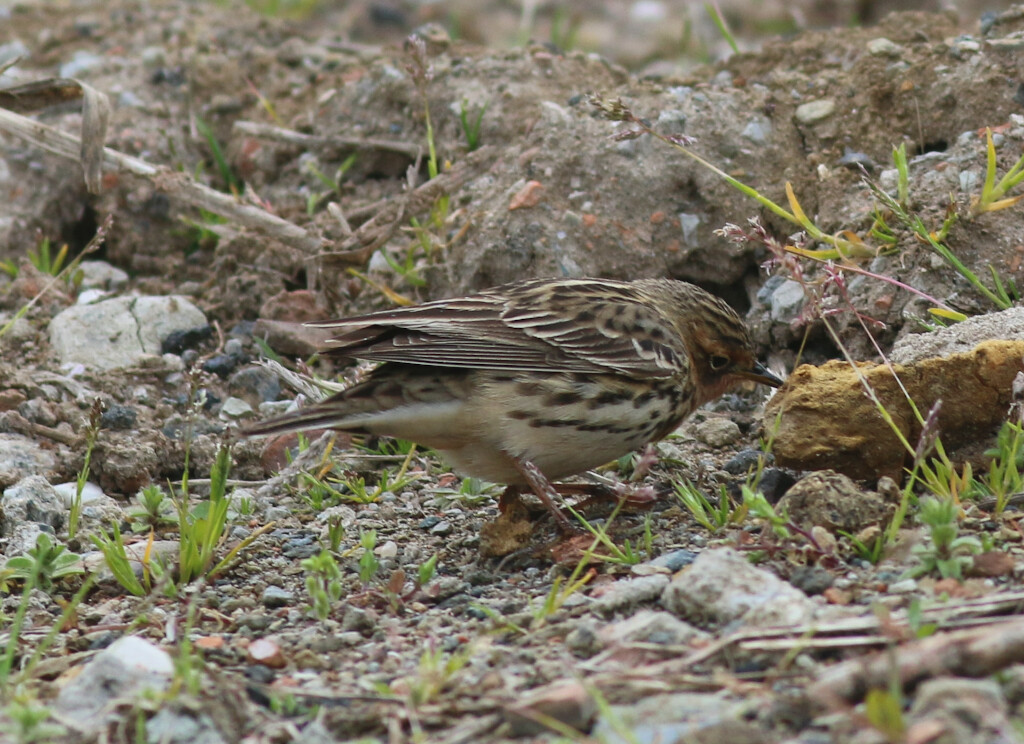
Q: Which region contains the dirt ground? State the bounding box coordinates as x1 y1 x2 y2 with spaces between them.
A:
3 1 1024 742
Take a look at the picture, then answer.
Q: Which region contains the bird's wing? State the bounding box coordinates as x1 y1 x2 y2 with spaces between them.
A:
308 280 688 378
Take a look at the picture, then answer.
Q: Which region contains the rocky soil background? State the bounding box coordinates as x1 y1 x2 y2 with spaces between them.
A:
2 1 1024 742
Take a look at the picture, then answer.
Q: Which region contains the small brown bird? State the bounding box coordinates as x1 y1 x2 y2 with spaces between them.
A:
246 278 782 530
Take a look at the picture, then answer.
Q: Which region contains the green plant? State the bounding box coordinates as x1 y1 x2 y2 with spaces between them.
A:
674 479 745 532
417 553 438 586
357 529 379 586
705 2 738 54
458 99 487 151
90 523 148 597
176 444 232 584
0 699 67 743
68 400 103 540
302 550 343 620
972 128 1024 215
387 640 472 708
905 597 938 639
324 515 345 553
742 486 791 540
194 115 240 194
432 476 501 507
304 152 357 214
4 533 83 592
864 686 906 744
979 420 1024 516
904 497 982 580
128 485 176 532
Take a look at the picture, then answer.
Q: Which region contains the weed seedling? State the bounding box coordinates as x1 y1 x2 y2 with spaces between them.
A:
68 399 103 540
357 529 380 586
903 497 981 580
302 550 343 621
979 420 1024 516
90 523 149 597
128 485 177 533
458 99 487 151
4 534 83 592
0 699 67 743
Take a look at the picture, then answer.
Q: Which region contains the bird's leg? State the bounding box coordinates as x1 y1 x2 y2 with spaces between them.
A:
508 457 578 533
631 444 659 480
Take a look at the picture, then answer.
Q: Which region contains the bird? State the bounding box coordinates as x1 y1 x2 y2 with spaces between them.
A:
245 277 782 531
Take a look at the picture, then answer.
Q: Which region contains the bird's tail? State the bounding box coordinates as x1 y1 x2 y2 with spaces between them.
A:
242 394 367 438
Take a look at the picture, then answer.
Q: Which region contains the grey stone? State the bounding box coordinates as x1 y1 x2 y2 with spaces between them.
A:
0 434 56 489
592 691 769 744
49 296 207 370
661 548 815 627
867 37 903 57
1 476 64 537
891 306 1024 364
794 99 835 124
55 636 173 732
146 709 227 744
770 279 806 322
77 260 129 290
599 610 709 646
261 586 295 608
593 574 670 616
693 417 741 448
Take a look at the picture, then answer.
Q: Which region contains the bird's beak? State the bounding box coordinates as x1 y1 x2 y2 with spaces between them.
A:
736 361 784 388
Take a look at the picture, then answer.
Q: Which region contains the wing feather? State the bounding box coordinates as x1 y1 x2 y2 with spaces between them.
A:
310 279 689 378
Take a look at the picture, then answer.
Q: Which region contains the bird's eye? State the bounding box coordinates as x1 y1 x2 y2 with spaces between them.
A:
709 355 730 370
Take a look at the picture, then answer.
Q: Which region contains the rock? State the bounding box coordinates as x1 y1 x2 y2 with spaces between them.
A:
766 340 1024 479
867 37 903 57
145 708 227 744
77 260 128 290
907 678 1010 744
0 435 57 490
693 417 741 448
892 306 1024 364
592 574 670 616
261 586 295 608
505 680 595 736
99 404 137 430
788 566 834 596
591 691 769 744
661 548 816 627
565 621 603 658
54 636 173 732
49 296 207 370
219 396 254 419
794 99 835 124
247 638 287 668
228 366 282 406
769 279 806 322
777 470 889 533
598 610 709 646
636 549 698 573
1 475 64 536
51 481 106 508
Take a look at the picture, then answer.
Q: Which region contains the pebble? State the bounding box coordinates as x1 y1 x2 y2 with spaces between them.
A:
49 296 208 371
867 37 903 57
54 636 173 732
888 578 919 594
794 99 836 124
247 638 287 668
100 404 137 430
203 354 237 377
430 520 453 535
693 417 741 448
261 586 295 608
662 547 816 627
